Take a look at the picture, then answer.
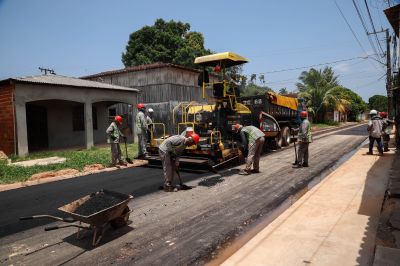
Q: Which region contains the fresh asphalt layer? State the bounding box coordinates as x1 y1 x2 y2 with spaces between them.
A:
0 124 368 266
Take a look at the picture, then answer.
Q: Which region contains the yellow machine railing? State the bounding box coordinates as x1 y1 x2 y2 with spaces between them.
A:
149 123 166 147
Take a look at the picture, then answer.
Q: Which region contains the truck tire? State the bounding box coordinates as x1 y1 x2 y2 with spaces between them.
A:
281 127 291 147
271 133 282 150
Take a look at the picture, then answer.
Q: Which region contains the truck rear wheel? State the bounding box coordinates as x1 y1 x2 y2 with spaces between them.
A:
281 127 291 147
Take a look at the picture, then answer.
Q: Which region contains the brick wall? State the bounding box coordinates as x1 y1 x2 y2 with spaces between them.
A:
0 83 15 155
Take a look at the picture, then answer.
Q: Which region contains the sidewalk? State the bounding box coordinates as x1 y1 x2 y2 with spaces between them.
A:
222 145 396 266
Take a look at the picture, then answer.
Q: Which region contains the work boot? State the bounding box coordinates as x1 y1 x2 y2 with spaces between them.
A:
251 169 260 173
379 152 384 156
366 152 373 155
384 148 390 152
238 169 251 175
292 164 303 168
118 161 127 166
292 162 298 166
163 185 174 192
302 164 309 167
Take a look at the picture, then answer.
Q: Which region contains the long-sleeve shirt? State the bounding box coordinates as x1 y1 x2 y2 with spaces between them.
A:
368 116 383 138
298 119 312 143
159 135 187 162
106 122 123 144
240 126 265 148
136 111 148 135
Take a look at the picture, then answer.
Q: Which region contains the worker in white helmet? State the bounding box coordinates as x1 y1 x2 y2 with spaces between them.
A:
367 109 384 155
146 108 154 143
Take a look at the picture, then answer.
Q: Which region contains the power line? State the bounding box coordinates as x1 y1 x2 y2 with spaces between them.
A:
333 0 369 56
364 0 385 55
352 0 384 63
254 56 371 75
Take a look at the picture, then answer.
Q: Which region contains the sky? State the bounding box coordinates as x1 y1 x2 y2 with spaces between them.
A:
0 0 397 101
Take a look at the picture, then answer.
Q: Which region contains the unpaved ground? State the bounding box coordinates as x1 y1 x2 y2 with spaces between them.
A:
0 124 368 266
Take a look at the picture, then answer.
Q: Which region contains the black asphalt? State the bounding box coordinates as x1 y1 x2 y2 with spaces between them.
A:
0 165 208 238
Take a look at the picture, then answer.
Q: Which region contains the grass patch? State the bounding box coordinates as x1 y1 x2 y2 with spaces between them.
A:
0 144 137 184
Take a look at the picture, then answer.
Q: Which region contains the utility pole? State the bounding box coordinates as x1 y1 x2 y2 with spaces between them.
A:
367 28 392 114
386 29 393 115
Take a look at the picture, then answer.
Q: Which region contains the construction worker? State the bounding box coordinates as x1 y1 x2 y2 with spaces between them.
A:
106 115 126 167
233 124 265 175
135 103 148 159
293 111 312 168
367 109 384 156
380 111 393 152
146 108 154 142
158 134 200 192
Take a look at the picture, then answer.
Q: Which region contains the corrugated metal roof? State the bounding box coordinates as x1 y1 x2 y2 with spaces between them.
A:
4 74 139 92
81 62 202 79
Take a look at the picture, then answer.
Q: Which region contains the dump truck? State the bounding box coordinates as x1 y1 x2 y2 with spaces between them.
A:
238 92 303 149
145 52 302 170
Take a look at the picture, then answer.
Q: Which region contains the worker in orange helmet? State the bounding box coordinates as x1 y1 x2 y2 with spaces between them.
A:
106 115 126 167
158 133 200 192
380 111 393 152
293 111 312 168
135 103 148 159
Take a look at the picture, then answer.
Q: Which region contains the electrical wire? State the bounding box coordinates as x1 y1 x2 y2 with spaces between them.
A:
364 0 385 55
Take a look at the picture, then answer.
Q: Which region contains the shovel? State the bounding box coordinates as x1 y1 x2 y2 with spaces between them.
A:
123 138 133 164
175 167 192 190
292 132 298 165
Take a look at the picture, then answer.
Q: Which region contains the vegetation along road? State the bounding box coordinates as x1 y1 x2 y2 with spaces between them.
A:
0 123 368 266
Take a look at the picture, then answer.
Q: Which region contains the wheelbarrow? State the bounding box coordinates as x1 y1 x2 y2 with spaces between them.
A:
20 189 133 246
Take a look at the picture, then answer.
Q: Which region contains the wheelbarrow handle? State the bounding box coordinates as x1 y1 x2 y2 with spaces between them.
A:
19 215 75 222
45 224 90 231
19 216 34 220
45 225 60 231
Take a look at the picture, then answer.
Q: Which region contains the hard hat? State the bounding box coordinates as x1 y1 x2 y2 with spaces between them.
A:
189 133 200 144
115 115 123 123
380 111 388 118
233 123 242 132
369 109 378 115
214 65 222 72
148 108 154 113
300 111 308 118
137 103 145 109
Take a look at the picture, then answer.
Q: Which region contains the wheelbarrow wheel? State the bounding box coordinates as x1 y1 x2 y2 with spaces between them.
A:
110 207 130 229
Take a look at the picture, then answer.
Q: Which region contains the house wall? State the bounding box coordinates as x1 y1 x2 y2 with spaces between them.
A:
40 101 109 149
0 83 15 155
13 83 137 155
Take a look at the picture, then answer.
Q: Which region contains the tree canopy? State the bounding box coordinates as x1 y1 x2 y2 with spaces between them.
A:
368 95 388 112
122 19 211 69
296 67 348 122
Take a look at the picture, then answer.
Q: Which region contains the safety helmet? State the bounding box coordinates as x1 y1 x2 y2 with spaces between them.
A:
148 108 154 113
369 109 378 115
115 115 123 123
137 103 145 109
380 111 388 118
300 111 308 118
233 123 242 132
214 65 222 72
189 133 200 144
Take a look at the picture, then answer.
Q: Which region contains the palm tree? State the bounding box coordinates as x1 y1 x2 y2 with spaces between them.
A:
296 67 348 122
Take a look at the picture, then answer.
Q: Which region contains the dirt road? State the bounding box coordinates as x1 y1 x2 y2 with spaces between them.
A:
0 124 368 266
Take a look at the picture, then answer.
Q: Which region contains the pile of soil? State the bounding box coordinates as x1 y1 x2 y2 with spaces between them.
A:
74 192 124 216
83 164 105 172
29 169 79 181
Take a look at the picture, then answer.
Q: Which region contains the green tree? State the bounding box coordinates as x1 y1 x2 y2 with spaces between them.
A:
279 88 288 95
368 95 388 112
122 19 211 68
296 67 348 122
330 87 367 121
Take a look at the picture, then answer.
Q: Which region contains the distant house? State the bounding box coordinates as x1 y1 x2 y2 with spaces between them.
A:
324 109 348 123
83 62 218 134
0 75 138 156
